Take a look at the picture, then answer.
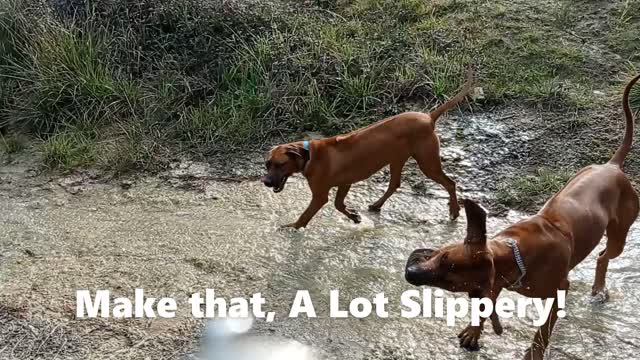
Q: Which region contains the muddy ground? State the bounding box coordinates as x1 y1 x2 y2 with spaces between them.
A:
2 105 640 359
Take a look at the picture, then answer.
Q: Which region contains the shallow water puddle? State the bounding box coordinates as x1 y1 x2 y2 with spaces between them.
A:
2 173 639 359
0 113 636 359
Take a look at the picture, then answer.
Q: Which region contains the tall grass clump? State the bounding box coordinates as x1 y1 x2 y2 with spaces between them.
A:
8 25 134 133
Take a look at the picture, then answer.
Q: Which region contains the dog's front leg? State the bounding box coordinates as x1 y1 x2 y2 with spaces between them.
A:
458 288 503 351
282 189 329 229
335 184 361 223
523 302 558 360
523 279 569 360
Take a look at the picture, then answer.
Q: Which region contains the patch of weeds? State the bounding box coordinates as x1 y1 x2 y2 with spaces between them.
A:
337 66 382 113
8 24 134 134
172 33 276 151
552 1 577 30
296 80 339 132
346 0 433 24
95 123 166 174
496 168 573 209
392 63 418 86
417 46 468 98
42 131 96 170
0 0 638 173
607 0 640 62
631 85 640 111
563 113 593 132
0 132 26 154
629 72 640 111
401 0 592 108
176 95 268 152
96 139 140 174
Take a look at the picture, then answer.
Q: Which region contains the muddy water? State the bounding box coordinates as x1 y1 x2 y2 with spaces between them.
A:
195 179 640 360
1 114 639 359
1 172 639 359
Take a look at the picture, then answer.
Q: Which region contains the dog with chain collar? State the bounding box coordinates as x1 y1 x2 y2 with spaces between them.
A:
404 74 640 359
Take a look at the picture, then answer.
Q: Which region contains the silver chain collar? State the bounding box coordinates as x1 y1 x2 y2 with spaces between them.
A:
506 238 527 290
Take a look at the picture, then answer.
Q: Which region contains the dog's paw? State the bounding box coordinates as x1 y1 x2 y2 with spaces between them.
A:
279 223 300 230
347 210 361 224
590 288 609 303
368 204 381 212
449 205 461 221
457 325 482 351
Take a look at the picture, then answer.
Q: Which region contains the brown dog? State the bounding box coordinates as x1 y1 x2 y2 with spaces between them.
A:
405 73 640 359
262 69 474 228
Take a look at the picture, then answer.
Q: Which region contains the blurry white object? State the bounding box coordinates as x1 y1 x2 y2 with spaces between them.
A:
201 317 317 360
471 86 485 100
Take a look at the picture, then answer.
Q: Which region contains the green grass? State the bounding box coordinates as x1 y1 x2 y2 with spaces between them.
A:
42 131 96 170
0 0 638 172
632 86 640 111
496 168 573 209
627 66 640 111
0 132 26 154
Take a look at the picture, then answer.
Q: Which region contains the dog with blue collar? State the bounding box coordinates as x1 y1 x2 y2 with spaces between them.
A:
262 67 475 229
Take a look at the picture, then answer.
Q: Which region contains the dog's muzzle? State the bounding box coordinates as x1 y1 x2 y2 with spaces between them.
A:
405 249 436 286
261 175 288 193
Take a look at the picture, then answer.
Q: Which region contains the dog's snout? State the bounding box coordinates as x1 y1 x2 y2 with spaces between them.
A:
262 176 274 187
406 265 420 273
405 265 421 285
405 263 441 286
405 248 441 286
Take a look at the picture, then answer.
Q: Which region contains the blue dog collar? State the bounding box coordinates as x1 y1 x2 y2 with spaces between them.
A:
303 140 310 151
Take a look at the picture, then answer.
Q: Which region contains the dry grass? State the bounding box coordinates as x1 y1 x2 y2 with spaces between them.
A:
0 304 84 359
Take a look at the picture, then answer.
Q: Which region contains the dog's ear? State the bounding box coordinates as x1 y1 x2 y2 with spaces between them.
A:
285 145 303 158
285 144 307 171
463 199 487 244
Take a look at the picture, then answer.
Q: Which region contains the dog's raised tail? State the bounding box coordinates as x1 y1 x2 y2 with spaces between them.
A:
609 73 640 167
429 65 474 122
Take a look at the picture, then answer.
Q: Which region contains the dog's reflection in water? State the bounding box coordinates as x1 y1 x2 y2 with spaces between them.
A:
201 317 317 360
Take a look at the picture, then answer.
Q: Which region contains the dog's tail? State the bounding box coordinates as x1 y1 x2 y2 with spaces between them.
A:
429 65 475 122
609 73 640 167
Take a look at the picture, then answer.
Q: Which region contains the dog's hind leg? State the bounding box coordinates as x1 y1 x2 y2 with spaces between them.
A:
592 221 634 298
413 139 459 219
593 193 638 298
335 184 361 223
368 161 405 212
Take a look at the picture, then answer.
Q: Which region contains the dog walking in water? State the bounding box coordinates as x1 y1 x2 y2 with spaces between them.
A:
262 68 474 229
405 74 640 359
